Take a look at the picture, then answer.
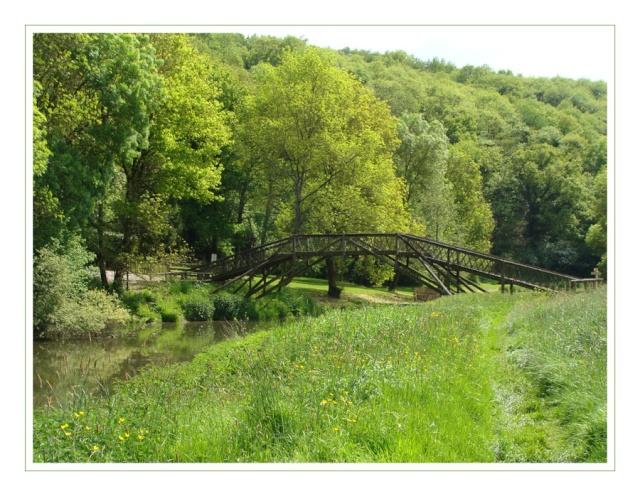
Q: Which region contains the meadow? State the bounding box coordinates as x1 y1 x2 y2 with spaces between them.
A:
33 288 606 463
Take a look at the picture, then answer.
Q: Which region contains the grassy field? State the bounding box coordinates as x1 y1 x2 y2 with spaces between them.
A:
33 288 606 463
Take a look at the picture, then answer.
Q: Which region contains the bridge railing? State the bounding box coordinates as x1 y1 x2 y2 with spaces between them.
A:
400 234 575 289
196 233 579 291
201 237 293 277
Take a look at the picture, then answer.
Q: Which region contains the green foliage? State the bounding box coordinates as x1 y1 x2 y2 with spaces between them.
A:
33 32 607 296
148 34 232 203
350 256 395 287
157 301 182 323
498 289 607 461
585 167 607 276
120 290 159 322
33 237 129 337
446 141 496 251
211 292 247 320
181 294 216 321
244 48 410 237
337 46 606 275
33 290 606 462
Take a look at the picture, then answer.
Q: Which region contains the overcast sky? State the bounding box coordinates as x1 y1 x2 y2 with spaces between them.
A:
224 25 613 83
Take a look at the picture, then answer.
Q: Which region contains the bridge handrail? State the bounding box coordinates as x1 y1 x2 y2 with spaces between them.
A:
195 236 292 272
399 233 576 281
193 232 579 289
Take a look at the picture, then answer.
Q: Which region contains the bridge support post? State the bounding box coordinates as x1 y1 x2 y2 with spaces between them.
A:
326 256 342 298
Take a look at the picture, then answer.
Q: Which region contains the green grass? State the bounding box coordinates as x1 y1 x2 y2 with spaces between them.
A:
121 281 320 323
493 289 607 462
287 276 416 306
33 288 606 463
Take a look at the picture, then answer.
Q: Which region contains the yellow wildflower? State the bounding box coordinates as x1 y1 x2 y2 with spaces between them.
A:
137 434 145 441
333 427 340 432
74 411 85 418
91 445 100 453
84 426 91 432
118 435 125 442
124 431 130 439
320 399 329 406
60 423 69 430
118 417 125 424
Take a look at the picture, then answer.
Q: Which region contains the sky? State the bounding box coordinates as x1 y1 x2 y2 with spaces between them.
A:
224 25 613 83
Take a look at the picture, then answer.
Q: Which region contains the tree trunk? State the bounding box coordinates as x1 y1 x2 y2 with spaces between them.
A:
94 202 111 290
98 256 109 289
389 268 399 292
326 256 342 298
260 182 274 245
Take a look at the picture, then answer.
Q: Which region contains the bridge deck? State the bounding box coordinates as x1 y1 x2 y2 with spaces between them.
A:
178 233 590 297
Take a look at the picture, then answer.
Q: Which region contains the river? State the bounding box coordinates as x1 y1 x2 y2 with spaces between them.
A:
33 320 268 409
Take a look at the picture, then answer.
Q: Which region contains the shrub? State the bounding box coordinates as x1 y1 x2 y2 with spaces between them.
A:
169 280 197 295
136 302 161 323
33 236 94 332
212 293 246 320
156 300 182 322
34 236 130 337
182 295 215 321
46 289 130 338
121 290 156 313
270 289 319 317
255 298 291 320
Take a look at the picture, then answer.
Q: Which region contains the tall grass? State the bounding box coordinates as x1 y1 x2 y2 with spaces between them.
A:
495 288 607 462
33 289 607 463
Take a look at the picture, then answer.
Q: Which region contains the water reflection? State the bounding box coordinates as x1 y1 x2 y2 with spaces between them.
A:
33 320 264 409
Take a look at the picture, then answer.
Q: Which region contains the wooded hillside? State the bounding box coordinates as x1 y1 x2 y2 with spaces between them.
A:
33 33 607 286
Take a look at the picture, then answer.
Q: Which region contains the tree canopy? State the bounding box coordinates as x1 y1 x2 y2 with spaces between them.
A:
33 32 607 286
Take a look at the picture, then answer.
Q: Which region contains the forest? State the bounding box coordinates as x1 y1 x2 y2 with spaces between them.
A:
33 33 607 335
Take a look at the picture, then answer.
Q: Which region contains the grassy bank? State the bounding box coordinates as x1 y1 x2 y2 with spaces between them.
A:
33 289 606 463
121 280 321 323
494 289 607 462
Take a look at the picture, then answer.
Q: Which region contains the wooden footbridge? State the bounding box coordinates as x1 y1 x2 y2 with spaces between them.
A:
176 233 595 298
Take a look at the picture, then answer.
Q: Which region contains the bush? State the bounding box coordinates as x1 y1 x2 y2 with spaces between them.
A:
181 295 215 321
213 293 247 320
121 290 156 313
169 280 197 295
156 300 182 322
33 236 94 332
136 302 161 323
34 236 131 337
46 289 130 338
255 298 291 320
250 290 319 321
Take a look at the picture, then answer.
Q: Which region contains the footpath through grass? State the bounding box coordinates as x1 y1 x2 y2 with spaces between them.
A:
33 288 606 463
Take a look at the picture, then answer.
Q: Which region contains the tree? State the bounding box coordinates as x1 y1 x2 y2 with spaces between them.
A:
585 167 607 276
110 34 233 287
394 113 453 240
34 33 162 286
246 48 407 235
244 48 410 294
446 141 495 252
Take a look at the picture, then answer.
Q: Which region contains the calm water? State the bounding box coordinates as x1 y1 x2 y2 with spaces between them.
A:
33 320 267 409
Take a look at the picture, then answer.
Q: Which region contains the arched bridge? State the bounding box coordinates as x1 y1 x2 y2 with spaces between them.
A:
178 233 593 298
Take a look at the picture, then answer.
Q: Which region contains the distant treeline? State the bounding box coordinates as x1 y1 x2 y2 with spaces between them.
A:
34 33 607 294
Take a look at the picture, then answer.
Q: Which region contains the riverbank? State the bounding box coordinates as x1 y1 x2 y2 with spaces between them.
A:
33 288 606 463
